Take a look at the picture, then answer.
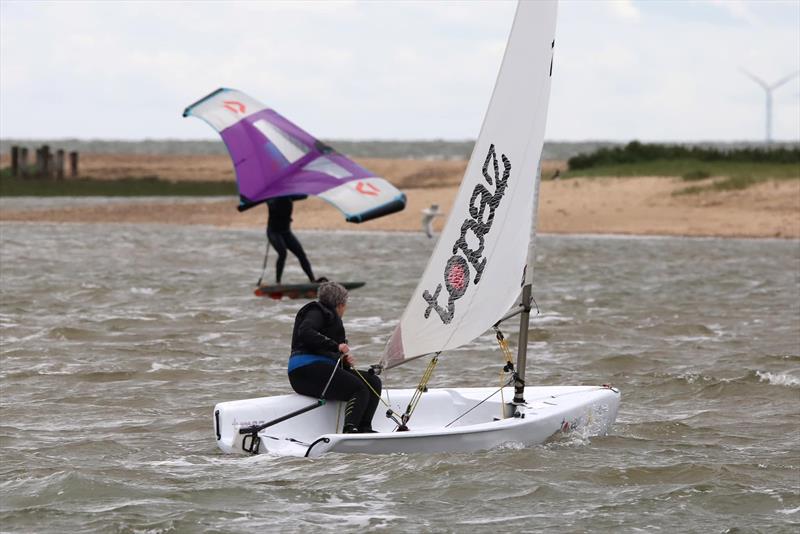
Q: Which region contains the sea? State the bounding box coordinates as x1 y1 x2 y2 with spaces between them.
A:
1 203 798 533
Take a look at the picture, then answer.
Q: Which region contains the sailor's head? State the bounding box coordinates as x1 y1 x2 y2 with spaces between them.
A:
318 282 348 317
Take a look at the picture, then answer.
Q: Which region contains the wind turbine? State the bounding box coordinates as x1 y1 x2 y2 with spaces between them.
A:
740 68 799 146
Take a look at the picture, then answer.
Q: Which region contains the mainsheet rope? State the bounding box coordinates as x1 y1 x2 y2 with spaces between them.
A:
354 328 520 431
351 353 440 431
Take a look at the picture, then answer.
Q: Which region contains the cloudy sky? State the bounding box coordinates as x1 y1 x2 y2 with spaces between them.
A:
1 0 798 142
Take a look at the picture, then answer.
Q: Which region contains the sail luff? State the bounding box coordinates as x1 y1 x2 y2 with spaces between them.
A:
381 0 558 369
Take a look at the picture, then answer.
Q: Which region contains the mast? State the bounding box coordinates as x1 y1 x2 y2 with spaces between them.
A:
513 163 543 404
513 283 532 404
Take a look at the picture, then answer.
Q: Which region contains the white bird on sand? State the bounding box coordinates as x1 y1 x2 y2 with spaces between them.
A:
421 204 444 238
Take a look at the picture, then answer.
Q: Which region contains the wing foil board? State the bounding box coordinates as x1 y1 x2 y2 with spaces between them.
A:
254 281 366 299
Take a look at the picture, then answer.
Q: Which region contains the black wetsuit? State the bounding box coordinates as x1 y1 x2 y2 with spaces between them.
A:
266 197 315 284
287 301 382 432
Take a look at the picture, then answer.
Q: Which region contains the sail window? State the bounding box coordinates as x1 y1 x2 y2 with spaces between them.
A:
253 119 308 163
303 156 352 180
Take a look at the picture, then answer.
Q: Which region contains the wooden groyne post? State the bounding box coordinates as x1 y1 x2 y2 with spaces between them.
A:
41 145 51 177
8 145 77 178
20 147 28 176
11 146 19 176
55 149 65 180
11 146 19 178
34 145 52 176
69 151 79 177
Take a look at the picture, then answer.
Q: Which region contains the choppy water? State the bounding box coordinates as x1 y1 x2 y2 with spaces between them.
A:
1 220 798 533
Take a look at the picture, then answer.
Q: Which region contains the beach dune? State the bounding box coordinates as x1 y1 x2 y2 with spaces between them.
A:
1 154 797 238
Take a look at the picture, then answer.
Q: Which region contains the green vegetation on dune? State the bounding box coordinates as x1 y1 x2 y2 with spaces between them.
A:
562 141 800 184
561 158 799 180
0 171 236 197
673 175 762 196
681 170 711 181
569 141 800 168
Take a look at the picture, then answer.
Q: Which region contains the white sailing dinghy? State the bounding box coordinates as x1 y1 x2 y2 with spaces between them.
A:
214 0 620 458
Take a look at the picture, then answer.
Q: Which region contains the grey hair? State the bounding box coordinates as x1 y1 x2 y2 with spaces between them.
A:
318 282 348 309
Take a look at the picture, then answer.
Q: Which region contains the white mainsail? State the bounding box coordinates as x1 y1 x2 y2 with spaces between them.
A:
382 0 558 368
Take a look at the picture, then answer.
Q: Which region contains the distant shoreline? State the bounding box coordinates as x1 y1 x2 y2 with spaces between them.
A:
3 138 797 161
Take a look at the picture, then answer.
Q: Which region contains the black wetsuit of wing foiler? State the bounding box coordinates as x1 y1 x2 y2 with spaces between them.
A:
287 301 381 433
266 197 315 284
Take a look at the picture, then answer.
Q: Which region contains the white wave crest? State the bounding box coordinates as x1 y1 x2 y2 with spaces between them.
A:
756 371 800 388
130 287 157 295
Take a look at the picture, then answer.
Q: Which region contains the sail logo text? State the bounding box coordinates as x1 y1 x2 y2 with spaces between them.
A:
422 144 510 324
223 100 246 114
356 181 380 196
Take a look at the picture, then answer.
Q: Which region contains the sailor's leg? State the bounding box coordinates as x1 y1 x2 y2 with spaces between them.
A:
283 231 315 282
289 362 333 397
358 371 382 431
288 364 371 432
319 367 367 431
289 363 359 400
267 229 288 284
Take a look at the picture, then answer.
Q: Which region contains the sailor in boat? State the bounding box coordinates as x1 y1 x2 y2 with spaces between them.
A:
287 282 382 433
266 196 324 284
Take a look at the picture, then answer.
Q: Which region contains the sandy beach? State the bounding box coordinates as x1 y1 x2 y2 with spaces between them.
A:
1 154 798 238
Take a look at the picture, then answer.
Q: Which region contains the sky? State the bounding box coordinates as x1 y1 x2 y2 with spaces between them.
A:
1 0 799 143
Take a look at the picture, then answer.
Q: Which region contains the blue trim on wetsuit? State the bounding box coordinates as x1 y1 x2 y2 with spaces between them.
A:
288 353 336 373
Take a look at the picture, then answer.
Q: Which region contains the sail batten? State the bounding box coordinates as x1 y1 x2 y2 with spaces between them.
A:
381 1 558 369
184 88 406 221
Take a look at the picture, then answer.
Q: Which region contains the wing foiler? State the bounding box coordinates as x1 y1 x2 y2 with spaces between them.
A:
183 88 406 222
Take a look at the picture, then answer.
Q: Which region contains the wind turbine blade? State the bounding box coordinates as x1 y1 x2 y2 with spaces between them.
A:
740 67 769 90
770 70 800 90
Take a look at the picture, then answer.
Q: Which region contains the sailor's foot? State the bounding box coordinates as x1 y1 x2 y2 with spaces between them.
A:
342 424 359 434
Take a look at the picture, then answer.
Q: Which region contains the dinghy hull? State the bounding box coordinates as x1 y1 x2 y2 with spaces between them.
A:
214 385 620 457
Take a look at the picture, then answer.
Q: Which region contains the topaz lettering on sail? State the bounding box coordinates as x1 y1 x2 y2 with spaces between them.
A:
423 144 511 324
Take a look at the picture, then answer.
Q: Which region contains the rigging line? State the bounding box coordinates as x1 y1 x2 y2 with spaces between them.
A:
525 386 613 402
494 327 515 368
494 326 516 416
360 354 441 430
531 295 540 316
335 398 342 433
351 367 405 428
444 375 515 428
499 368 506 416
352 367 392 410
403 354 439 421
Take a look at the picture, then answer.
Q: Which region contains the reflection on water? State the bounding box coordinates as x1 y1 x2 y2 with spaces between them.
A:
1 222 798 532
